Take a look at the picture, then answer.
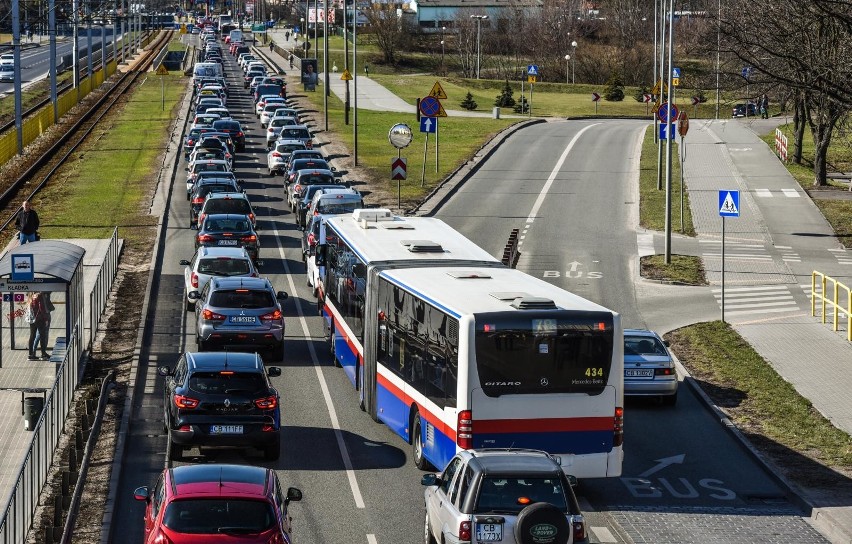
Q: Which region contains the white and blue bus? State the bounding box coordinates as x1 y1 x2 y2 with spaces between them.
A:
317 210 624 477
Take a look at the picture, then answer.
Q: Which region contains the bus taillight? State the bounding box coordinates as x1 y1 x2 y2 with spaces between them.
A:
457 410 473 449
613 406 624 447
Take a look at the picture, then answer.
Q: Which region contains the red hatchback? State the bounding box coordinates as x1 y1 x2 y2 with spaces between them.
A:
134 464 303 543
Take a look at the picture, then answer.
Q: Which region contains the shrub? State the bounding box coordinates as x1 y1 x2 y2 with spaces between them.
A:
494 81 516 108
460 91 478 110
513 96 529 113
605 72 625 101
634 85 650 102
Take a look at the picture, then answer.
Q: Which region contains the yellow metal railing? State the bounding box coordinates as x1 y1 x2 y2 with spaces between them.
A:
812 270 852 341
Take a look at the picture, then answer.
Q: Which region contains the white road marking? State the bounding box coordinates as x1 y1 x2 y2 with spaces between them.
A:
525 123 599 224
755 189 772 198
637 233 655 257
269 218 366 509
591 526 618 543
367 534 378 544
782 188 800 197
711 285 792 293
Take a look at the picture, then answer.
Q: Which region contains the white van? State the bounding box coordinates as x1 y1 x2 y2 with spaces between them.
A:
229 29 243 45
193 62 223 80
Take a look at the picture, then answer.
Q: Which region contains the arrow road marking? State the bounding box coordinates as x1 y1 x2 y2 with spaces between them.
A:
568 261 581 272
638 454 685 478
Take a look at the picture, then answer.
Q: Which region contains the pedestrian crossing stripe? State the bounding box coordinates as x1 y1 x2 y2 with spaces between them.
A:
719 191 739 216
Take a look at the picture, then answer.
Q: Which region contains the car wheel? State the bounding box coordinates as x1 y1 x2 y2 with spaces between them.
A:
424 513 437 544
263 440 281 461
662 389 678 407
185 297 195 312
411 414 434 471
514 502 570 544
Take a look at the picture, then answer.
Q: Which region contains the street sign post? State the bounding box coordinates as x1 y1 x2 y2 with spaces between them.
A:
659 122 674 140
718 189 741 323
678 111 690 232
657 102 679 123
592 92 600 114
420 117 437 133
418 96 446 118
391 158 407 180
388 124 412 209
428 81 447 99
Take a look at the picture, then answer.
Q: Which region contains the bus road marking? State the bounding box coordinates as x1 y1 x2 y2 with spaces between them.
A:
269 217 367 510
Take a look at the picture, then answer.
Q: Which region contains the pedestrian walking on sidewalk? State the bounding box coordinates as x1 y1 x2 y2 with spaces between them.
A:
15 201 39 245
760 94 769 119
26 292 50 360
285 31 290 41
364 64 369 76
288 53 294 69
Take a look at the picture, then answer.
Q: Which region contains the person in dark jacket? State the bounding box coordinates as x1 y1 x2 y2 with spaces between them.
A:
15 201 39 245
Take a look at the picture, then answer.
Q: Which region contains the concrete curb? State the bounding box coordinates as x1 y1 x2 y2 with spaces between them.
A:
99 72 193 544
410 118 547 217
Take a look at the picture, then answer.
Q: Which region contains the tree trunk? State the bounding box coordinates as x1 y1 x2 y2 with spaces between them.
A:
811 110 840 188
792 93 806 164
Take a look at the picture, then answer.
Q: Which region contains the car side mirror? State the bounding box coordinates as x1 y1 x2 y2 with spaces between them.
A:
663 340 670 347
256 259 264 267
286 487 303 503
276 291 288 301
267 367 282 377
180 259 191 266
187 291 201 300
421 474 439 487
331 167 337 172
133 486 150 501
567 474 578 488
157 366 172 377
316 245 326 267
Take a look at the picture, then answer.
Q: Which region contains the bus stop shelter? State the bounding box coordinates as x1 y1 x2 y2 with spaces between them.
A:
0 241 85 374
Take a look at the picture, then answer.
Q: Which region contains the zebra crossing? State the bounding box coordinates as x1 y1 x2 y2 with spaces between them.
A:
828 248 852 266
712 285 800 317
754 188 801 198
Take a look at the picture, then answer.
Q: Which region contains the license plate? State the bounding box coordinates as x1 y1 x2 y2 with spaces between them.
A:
229 316 256 324
217 239 239 246
625 369 654 378
210 425 243 434
476 523 502 542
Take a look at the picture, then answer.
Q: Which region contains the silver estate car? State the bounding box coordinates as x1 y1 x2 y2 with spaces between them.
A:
623 328 679 405
180 246 258 311
189 277 288 361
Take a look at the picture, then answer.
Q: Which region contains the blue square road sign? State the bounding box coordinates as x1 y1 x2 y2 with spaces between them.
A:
672 67 681 78
420 117 437 133
659 122 674 140
719 190 740 217
527 64 539 76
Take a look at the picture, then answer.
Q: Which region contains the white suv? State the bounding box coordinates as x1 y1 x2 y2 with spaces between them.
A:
422 449 587 544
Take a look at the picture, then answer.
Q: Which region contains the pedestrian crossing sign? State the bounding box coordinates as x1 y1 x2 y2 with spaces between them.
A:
719 190 740 217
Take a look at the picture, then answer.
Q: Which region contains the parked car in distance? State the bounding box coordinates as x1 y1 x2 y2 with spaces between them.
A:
158 352 283 460
623 328 678 405
133 464 302 541
195 213 260 262
731 103 757 117
180 246 257 310
189 277 288 360
422 449 587 544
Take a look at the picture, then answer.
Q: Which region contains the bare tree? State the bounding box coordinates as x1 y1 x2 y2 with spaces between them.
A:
364 3 407 65
452 8 478 79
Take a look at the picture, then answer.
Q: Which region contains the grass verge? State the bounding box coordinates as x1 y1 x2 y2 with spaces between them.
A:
666 321 852 484
639 125 694 235
640 254 706 285
35 71 186 247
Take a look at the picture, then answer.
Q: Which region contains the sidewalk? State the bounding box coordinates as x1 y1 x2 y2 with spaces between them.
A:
254 37 852 540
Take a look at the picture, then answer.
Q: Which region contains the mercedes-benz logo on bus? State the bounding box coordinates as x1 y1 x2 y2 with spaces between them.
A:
540 378 549 387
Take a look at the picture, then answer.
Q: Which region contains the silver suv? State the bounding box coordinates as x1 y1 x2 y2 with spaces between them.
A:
422 449 587 544
189 277 288 361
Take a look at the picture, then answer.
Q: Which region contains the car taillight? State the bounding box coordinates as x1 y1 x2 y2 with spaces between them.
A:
241 234 257 243
197 234 215 243
458 520 472 542
187 139 195 146
271 152 282 158
260 309 282 321
192 197 204 204
571 515 587 542
174 394 199 409
254 395 278 409
655 367 674 376
457 410 473 449
294 184 302 193
307 233 316 247
237 132 244 137
268 127 274 132
191 272 199 288
202 309 225 321
613 406 624 447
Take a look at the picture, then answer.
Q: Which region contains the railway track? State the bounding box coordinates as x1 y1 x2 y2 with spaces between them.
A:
0 29 175 234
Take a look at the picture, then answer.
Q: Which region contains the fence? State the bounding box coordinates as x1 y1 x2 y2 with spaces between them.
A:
812 270 852 341
774 128 788 163
0 327 82 544
88 228 121 351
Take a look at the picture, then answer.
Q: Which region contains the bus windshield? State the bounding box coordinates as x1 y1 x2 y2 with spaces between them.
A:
474 311 614 396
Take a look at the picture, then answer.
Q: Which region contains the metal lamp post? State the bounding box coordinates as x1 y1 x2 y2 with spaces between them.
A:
300 16 306 53
470 14 487 80
564 54 570 84
571 41 577 84
440 25 445 73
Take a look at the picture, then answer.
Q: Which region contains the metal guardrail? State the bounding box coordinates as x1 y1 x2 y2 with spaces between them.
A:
812 270 852 341
0 327 82 544
89 227 121 350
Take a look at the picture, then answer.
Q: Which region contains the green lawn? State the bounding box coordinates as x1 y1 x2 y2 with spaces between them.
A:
638 125 694 235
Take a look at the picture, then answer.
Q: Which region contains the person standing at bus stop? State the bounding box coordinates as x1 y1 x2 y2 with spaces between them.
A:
15 201 40 245
26 292 51 360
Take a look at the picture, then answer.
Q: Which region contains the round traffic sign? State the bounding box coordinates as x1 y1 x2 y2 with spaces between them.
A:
388 123 413 149
419 96 441 118
657 102 679 123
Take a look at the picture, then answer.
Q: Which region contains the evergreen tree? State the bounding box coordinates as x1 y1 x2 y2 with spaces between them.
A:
460 92 478 111
605 72 625 102
634 85 650 102
513 96 529 113
494 81 516 108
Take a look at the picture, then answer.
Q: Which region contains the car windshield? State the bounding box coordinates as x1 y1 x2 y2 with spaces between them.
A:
162 499 275 534
624 335 667 356
282 128 310 139
195 163 228 173
197 257 251 276
205 199 251 215
475 477 568 514
271 118 295 128
298 174 333 185
203 217 252 232
210 289 274 308
318 202 360 215
196 184 235 198
213 121 241 131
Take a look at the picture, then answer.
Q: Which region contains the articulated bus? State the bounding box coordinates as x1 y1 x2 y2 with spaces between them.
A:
316 210 624 478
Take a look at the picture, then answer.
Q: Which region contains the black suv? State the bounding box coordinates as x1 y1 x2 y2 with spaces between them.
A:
158 351 282 461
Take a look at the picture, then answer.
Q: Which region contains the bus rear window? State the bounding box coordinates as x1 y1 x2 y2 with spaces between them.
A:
474 311 614 396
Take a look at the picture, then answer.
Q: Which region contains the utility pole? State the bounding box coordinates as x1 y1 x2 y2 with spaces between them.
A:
353 4 358 165
50 0 57 122
343 1 349 125
664 0 674 264
12 0 23 153
715 0 721 120
323 1 329 132
656 0 665 191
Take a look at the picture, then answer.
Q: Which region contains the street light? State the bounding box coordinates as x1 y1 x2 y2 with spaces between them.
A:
571 40 577 84
300 16 307 53
564 54 570 84
470 14 487 79
441 25 445 73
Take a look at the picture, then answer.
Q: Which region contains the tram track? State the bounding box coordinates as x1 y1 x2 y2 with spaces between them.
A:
0 29 174 234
